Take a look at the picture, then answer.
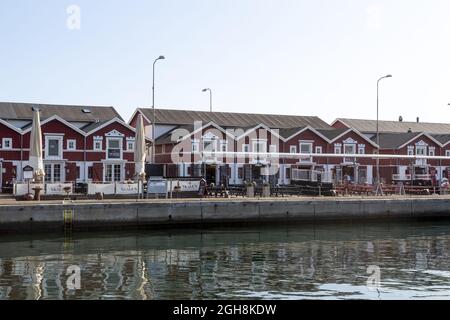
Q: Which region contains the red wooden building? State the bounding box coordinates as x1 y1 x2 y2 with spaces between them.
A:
0 102 139 190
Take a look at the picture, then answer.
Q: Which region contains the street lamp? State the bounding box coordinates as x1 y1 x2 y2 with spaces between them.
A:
202 88 212 112
152 55 165 164
376 74 392 189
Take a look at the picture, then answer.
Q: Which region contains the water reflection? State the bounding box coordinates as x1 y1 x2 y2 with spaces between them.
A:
1 221 450 300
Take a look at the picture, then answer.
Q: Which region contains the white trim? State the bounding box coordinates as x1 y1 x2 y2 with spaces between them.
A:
127 108 151 126
236 123 283 141
23 115 86 136
85 117 136 136
0 118 23 134
329 128 379 148
126 140 135 151
315 146 323 154
397 132 443 149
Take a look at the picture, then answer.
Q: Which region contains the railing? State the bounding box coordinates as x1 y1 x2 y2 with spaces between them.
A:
291 169 332 183
414 174 431 180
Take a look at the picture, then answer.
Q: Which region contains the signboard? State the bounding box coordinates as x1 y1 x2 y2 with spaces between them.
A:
46 183 72 195
171 180 200 192
116 182 140 194
147 179 167 194
87 183 115 195
23 165 33 180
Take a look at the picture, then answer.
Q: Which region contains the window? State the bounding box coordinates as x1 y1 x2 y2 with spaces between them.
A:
220 141 228 152
416 146 426 156
242 144 250 153
429 147 435 157
407 146 414 156
45 136 63 159
203 139 217 152
192 141 199 152
269 145 277 153
358 146 365 154
94 140 102 151
88 166 93 179
238 167 244 179
290 146 297 153
107 138 122 160
44 163 62 182
344 144 356 154
315 146 322 154
2 138 12 150
127 141 135 151
67 139 76 150
334 144 342 154
300 142 312 154
446 150 450 157
253 140 267 153
106 164 121 182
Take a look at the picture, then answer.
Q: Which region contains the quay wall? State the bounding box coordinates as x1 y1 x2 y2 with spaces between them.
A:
1 197 450 232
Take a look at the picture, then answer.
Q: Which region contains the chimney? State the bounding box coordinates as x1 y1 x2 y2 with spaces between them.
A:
416 117 420 123
399 116 403 122
408 128 412 133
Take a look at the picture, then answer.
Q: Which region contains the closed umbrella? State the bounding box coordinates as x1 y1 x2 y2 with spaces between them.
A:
134 114 146 181
29 109 45 182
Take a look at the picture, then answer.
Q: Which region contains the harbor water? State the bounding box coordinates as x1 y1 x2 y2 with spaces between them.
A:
1 220 450 300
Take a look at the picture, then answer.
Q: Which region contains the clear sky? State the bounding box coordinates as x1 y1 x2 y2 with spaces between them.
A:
1 0 450 124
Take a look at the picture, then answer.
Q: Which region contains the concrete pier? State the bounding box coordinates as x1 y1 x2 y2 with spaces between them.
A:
1 196 450 232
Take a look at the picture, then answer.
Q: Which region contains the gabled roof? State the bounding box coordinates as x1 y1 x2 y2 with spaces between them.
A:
370 132 422 149
0 102 122 123
333 118 450 135
316 128 349 140
372 132 444 149
431 134 450 146
134 108 332 129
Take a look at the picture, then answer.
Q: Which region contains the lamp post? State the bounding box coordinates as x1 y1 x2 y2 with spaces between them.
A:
376 74 392 188
202 88 212 112
152 55 165 164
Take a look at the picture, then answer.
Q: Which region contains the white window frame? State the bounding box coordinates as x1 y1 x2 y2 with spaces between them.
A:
290 145 297 154
127 141 135 152
429 147 435 157
242 144 250 153
407 146 414 156
299 142 313 154
2 138 12 150
67 139 77 151
269 145 277 153
192 140 200 152
94 138 103 151
334 144 342 154
106 137 123 160
446 150 450 157
315 146 322 154
358 144 365 154
220 140 228 153
252 139 267 153
45 135 64 160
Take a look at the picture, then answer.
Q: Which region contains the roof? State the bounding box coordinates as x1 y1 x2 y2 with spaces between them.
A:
370 132 422 149
316 128 349 140
431 134 450 145
0 102 122 123
334 118 450 135
137 108 332 129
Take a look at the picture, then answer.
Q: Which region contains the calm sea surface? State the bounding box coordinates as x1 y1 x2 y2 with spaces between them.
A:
1 221 450 300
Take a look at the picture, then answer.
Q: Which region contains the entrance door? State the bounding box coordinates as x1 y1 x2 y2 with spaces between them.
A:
205 165 216 184
44 163 63 183
105 164 122 182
